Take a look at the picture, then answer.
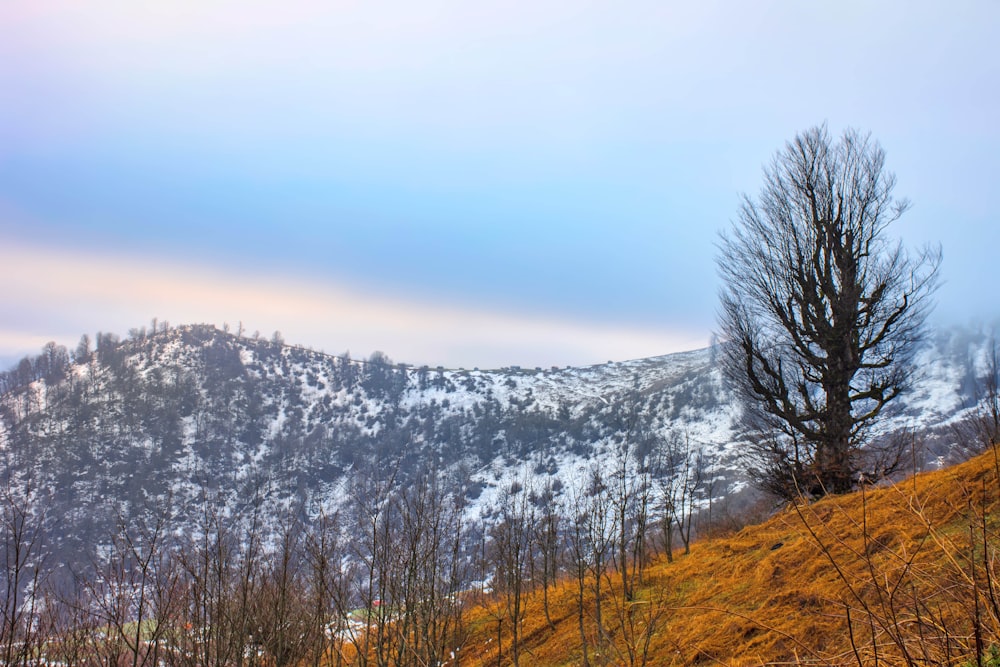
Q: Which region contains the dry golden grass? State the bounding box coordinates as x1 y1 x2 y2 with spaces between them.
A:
453 449 1000 666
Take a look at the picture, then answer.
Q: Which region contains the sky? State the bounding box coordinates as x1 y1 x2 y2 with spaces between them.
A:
1 1 998 370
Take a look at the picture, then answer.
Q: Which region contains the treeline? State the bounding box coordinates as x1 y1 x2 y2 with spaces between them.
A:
0 425 729 667
2 465 466 667
0 325 153 395
0 340 72 394
0 323 626 570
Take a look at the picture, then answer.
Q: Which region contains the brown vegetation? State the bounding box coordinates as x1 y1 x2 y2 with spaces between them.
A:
7 442 1000 665
455 448 1000 666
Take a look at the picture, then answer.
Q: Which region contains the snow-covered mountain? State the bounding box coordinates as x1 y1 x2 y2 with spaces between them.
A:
0 322 994 576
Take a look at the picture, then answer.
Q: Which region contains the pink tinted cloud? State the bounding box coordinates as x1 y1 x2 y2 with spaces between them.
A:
0 240 703 369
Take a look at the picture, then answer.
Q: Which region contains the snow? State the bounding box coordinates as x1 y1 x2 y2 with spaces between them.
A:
2 322 996 576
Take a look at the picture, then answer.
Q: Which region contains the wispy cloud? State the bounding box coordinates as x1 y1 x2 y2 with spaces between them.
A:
3 0 997 370
1 241 703 369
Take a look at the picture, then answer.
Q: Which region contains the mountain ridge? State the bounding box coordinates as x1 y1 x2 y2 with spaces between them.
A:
0 321 995 578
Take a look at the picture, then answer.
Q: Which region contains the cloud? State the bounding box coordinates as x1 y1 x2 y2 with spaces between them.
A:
0 240 704 369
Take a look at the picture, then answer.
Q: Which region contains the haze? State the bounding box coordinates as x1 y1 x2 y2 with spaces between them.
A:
1 1 997 368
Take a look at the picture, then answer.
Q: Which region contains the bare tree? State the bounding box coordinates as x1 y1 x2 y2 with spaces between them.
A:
347 461 401 667
608 389 655 595
607 433 664 667
376 468 468 667
80 510 179 667
174 485 265 667
303 509 350 667
175 497 238 667
487 480 533 667
254 513 314 667
0 480 46 667
718 124 940 498
531 481 560 629
565 485 593 667
655 432 702 558
966 338 1000 454
38 581 94 667
569 466 616 659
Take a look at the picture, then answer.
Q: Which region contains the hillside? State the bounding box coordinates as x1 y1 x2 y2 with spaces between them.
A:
0 321 994 578
0 322 998 665
0 323 734 573
455 447 1000 666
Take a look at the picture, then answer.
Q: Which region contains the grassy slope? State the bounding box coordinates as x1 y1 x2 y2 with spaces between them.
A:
456 450 1000 666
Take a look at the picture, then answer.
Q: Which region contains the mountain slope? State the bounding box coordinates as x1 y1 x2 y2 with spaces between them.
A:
0 322 994 576
456 447 1000 666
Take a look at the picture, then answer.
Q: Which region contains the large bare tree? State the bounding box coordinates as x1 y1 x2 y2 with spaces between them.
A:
718 125 940 498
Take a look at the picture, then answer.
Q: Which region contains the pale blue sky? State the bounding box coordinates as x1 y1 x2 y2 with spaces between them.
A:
1 1 997 368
